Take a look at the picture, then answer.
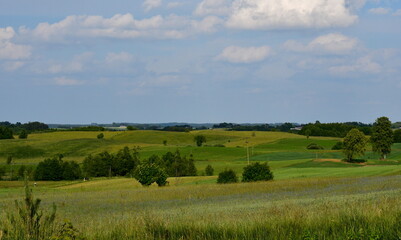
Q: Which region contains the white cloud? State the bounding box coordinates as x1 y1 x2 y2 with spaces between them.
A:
143 0 162 12
329 56 382 75
48 52 93 74
284 33 358 55
216 45 271 63
105 52 134 64
54 76 84 86
194 0 231 16
226 0 358 30
192 16 223 33
0 27 15 40
20 14 202 42
0 27 32 60
369 8 391 15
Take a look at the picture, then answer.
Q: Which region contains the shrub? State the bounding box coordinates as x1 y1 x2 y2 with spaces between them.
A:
134 163 168 187
18 130 28 139
213 144 225 147
205 165 214 176
217 169 238 184
97 133 104 139
242 162 273 182
306 143 324 150
332 141 344 150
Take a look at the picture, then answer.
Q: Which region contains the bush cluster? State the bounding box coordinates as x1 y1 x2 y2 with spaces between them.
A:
242 162 273 182
217 162 274 184
217 169 238 184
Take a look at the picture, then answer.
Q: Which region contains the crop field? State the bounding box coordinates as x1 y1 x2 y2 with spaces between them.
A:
1 130 401 239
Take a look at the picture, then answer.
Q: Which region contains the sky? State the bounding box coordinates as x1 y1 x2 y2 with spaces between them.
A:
1 0 401 124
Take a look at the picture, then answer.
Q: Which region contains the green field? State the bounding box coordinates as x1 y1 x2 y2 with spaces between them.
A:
1 129 401 178
1 130 401 239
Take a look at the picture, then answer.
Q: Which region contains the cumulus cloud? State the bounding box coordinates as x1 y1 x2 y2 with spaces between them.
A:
216 45 271 63
143 0 162 12
54 76 84 86
226 0 358 30
369 7 391 15
283 33 359 55
194 0 231 16
0 27 31 60
329 56 382 75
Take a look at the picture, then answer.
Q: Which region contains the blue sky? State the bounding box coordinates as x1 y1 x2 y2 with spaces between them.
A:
1 0 401 124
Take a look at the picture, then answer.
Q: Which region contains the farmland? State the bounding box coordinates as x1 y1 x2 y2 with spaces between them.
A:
1 130 401 239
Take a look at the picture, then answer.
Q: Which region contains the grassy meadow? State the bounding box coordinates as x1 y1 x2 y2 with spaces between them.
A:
1 130 401 239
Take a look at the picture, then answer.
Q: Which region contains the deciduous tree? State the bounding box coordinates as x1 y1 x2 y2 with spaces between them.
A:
371 117 394 159
343 129 367 162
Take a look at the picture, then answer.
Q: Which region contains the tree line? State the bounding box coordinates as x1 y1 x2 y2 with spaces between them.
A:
0 147 198 183
0 121 49 139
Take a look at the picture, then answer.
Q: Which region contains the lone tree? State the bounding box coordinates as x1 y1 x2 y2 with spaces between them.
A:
343 128 367 162
205 165 214 176
371 116 393 160
194 135 206 147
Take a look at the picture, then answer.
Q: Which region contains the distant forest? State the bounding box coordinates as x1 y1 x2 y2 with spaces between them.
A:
1 120 401 139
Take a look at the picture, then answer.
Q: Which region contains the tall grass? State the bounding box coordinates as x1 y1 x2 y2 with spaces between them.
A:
2 175 401 239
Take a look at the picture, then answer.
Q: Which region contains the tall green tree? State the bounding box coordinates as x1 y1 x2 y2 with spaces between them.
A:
0 126 14 139
343 129 367 162
371 117 393 160
194 135 206 147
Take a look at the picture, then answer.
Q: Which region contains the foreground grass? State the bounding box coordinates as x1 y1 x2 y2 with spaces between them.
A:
1 175 401 239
